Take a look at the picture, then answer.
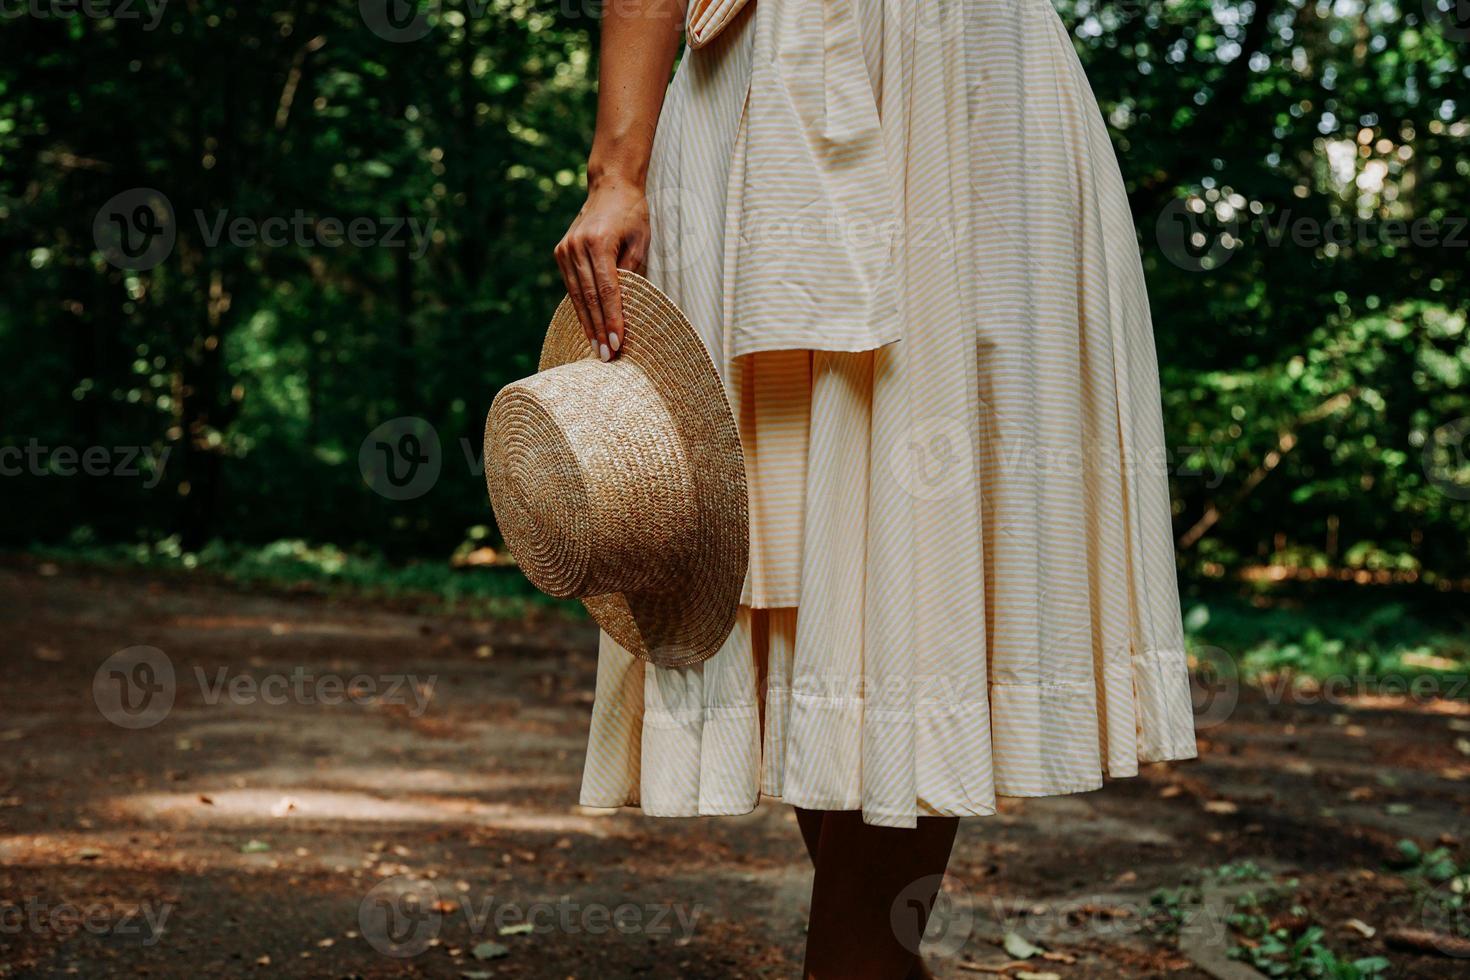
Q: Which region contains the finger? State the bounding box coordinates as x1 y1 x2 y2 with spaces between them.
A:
555 243 597 349
619 233 648 279
590 246 625 357
574 241 610 361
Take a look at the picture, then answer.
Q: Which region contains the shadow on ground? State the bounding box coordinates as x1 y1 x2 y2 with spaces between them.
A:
1 560 1467 978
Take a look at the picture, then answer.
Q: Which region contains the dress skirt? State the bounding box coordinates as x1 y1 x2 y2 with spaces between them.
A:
578 0 1199 828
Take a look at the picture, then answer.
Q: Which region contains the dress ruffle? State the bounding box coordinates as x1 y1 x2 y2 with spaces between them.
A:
579 0 1197 828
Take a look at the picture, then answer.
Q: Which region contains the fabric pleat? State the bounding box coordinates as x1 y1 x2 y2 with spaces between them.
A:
577 0 1197 828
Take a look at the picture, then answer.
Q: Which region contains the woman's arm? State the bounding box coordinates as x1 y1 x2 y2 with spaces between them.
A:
555 0 686 361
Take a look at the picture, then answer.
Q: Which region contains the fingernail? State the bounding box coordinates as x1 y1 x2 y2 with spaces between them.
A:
589 339 598 357
599 343 611 361
609 332 621 352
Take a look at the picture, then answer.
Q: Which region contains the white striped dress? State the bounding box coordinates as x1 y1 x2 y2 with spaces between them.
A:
579 0 1198 828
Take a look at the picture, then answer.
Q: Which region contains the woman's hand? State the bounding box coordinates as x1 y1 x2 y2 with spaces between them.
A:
554 178 649 361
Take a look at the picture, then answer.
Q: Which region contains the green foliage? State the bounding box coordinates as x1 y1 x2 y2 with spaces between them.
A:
1 1 1468 587
1220 876 1389 978
28 532 570 620
1232 924 1390 979
1183 591 1470 688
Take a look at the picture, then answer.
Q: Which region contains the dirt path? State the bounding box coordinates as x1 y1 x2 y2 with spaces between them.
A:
2 559 1468 978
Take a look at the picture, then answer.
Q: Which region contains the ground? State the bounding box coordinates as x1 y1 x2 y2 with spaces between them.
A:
1 559 1468 979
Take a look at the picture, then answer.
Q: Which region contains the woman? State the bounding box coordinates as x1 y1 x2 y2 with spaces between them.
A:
553 1 1197 976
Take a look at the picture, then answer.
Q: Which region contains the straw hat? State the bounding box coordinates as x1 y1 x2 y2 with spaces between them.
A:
483 270 749 668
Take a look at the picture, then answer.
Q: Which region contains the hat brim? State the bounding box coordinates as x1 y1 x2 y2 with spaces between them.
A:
537 270 748 669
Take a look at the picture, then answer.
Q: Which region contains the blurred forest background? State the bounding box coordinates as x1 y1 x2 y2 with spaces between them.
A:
0 0 1467 653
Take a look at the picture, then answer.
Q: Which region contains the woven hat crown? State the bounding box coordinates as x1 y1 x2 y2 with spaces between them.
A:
486 359 702 600
482 270 747 668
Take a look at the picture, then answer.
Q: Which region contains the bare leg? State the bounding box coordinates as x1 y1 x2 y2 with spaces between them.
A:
796 805 824 864
797 808 959 980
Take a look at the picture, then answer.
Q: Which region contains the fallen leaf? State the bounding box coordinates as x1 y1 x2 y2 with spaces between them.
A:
1015 972 1062 980
241 839 271 854
1002 932 1044 959
1343 918 1376 938
198 794 214 805
471 941 509 961
76 848 102 861
498 923 534 936
1203 800 1239 815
